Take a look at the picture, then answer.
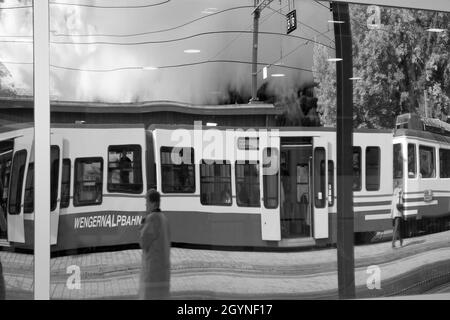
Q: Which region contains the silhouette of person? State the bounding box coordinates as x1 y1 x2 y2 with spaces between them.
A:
139 189 171 299
118 152 132 184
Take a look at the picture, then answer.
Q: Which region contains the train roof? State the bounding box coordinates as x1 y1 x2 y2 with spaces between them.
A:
0 96 282 116
394 128 450 144
0 122 33 134
146 123 394 134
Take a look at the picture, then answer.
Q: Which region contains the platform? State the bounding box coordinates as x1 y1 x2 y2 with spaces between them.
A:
1 230 450 299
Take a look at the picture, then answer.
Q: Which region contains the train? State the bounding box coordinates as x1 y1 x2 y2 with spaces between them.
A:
0 112 449 251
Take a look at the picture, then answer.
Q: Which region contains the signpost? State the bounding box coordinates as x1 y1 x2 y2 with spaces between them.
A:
286 10 297 34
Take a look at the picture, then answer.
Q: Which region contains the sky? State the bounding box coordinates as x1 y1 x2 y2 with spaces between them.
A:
0 0 334 103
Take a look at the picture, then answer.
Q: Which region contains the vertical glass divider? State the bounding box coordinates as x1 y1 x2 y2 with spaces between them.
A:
33 0 50 300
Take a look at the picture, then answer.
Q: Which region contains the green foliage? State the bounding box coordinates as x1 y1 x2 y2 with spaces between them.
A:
313 5 450 129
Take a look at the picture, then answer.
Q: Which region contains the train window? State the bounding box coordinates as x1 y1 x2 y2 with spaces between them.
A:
419 146 436 178
8 149 27 215
439 149 450 178
74 158 103 206
160 147 195 193
51 146 60 211
60 159 71 208
366 147 380 191
314 148 326 208
353 147 362 191
200 160 232 206
408 144 417 178
263 148 279 209
393 143 403 179
24 163 34 214
108 145 143 194
328 160 334 206
235 161 260 207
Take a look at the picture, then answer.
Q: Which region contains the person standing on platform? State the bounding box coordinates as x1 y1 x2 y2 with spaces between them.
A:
391 181 404 248
139 189 171 299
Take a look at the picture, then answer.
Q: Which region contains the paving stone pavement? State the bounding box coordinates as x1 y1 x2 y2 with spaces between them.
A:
1 230 450 299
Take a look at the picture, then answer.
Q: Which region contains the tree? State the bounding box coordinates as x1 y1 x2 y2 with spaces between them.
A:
313 5 450 129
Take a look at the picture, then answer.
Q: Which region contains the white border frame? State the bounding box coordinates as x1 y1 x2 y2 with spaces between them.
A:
29 0 448 300
33 0 50 300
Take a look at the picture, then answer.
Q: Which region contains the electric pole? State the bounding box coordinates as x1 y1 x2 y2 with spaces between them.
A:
250 0 275 103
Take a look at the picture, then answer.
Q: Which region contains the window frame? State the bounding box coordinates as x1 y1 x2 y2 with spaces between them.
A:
50 145 60 212
60 159 71 209
352 146 362 192
24 162 34 214
235 160 261 208
419 145 436 179
8 149 27 215
263 147 279 209
107 144 143 194
393 143 403 180
73 157 104 207
160 146 196 194
439 148 450 179
365 146 381 192
314 147 326 208
199 160 232 206
407 143 417 179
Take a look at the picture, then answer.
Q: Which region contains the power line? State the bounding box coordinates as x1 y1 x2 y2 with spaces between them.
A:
49 0 170 9
257 29 334 74
207 4 288 61
48 59 314 73
265 5 334 43
50 5 255 38
313 0 331 11
50 30 335 49
1 59 320 75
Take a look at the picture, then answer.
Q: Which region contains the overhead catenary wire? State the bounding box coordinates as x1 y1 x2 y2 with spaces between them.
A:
313 0 330 10
49 30 335 49
49 59 315 73
207 3 289 61
50 5 255 38
0 59 317 74
256 28 333 75
265 5 335 43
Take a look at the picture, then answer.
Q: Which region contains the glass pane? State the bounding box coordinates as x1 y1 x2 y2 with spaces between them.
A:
0 0 34 300
263 148 279 209
348 2 450 300
408 144 416 178
200 160 232 206
235 162 260 207
365 147 380 191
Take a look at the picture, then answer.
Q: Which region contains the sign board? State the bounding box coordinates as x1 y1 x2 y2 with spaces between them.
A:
237 137 259 150
286 10 297 34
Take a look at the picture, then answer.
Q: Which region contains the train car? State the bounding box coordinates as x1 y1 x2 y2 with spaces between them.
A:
393 114 450 234
0 121 395 251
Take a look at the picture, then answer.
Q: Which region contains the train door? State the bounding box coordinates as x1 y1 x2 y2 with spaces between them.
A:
312 137 328 239
260 135 281 241
0 140 13 245
7 135 32 243
50 137 63 245
280 137 313 239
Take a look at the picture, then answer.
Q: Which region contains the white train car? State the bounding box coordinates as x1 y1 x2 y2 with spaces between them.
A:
0 122 395 251
393 114 450 233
